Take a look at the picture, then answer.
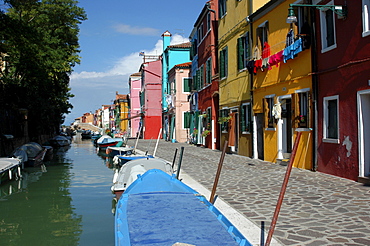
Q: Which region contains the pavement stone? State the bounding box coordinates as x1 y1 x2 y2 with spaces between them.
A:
127 139 370 246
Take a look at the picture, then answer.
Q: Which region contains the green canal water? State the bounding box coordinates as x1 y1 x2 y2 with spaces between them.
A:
0 137 116 245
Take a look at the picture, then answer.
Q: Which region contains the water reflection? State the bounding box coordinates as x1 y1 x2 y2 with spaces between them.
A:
0 137 115 246
0 161 82 245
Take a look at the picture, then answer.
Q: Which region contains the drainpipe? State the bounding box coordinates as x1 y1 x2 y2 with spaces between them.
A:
310 7 318 171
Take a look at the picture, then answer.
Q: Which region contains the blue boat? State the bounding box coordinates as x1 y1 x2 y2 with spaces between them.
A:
115 169 252 246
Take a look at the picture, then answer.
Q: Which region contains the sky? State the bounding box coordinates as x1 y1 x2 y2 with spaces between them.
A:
64 0 207 125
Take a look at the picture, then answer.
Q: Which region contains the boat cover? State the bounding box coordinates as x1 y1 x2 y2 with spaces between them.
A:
115 169 251 246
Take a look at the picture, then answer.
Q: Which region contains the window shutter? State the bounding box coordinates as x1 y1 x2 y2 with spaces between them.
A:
263 98 268 129
220 50 225 78
237 37 243 70
225 47 228 77
240 105 246 132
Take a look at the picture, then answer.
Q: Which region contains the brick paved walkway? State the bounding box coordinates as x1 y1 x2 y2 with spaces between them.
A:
127 139 370 246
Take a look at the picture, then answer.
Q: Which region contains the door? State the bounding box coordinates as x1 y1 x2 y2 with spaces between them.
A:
359 91 370 177
282 99 293 156
256 113 264 160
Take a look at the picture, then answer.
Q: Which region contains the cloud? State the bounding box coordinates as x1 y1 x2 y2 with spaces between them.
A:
113 23 159 36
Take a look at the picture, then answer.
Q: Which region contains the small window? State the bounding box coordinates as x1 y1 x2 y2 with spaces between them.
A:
266 97 274 128
237 33 249 71
323 95 339 142
219 0 227 18
220 47 228 79
363 0 370 37
320 1 337 52
257 21 269 48
241 103 251 133
207 12 211 31
297 91 309 128
206 58 212 85
183 78 191 93
219 109 229 132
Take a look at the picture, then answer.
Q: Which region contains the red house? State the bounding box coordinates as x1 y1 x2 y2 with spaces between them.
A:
189 0 220 150
139 59 162 140
315 1 370 182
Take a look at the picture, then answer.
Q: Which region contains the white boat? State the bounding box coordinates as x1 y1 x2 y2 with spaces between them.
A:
111 158 173 198
0 157 22 184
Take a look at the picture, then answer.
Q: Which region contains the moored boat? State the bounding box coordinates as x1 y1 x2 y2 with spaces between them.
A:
111 158 172 198
0 157 22 184
13 142 47 167
115 169 251 246
96 135 123 150
49 135 71 147
81 130 92 139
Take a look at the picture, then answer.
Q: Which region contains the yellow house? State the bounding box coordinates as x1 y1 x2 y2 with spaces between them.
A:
114 92 130 134
217 0 267 156
250 0 313 170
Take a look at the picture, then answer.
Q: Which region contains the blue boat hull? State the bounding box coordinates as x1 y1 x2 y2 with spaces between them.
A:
115 169 251 246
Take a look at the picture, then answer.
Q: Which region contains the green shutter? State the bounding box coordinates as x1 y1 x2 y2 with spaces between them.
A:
241 105 246 132
183 78 190 92
220 50 225 78
237 37 243 70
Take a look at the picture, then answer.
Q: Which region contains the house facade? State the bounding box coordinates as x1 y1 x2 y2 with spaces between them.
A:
167 62 192 143
189 0 220 150
140 59 162 140
217 0 256 155
314 1 370 182
128 72 142 138
161 31 192 141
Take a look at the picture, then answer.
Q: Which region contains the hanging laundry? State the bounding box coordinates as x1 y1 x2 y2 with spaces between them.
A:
262 42 271 59
253 45 261 60
283 38 303 63
286 29 294 47
262 58 270 70
254 59 263 73
246 60 256 75
269 50 284 67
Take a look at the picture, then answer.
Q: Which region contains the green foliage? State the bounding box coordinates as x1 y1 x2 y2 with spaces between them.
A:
0 0 86 137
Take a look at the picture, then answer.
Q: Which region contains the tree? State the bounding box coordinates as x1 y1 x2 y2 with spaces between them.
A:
0 0 86 139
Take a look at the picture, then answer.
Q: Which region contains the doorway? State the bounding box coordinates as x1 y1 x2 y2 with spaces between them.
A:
358 90 370 177
278 97 293 159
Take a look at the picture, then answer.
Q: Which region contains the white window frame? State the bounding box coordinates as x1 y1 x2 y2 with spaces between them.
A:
363 0 370 37
323 95 339 143
319 1 337 53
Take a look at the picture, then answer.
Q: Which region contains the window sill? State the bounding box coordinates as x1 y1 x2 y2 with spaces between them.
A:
295 128 312 132
322 138 340 144
242 131 251 134
362 30 370 38
265 128 276 131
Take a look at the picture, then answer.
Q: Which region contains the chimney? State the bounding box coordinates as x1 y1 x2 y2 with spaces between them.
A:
162 30 172 52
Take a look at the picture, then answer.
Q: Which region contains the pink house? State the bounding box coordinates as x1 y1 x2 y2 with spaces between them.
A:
167 62 191 143
128 73 142 138
140 59 162 139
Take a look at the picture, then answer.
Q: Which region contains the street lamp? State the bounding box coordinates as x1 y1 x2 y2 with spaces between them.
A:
286 4 347 24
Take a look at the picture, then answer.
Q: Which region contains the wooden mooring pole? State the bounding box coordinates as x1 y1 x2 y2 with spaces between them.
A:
209 141 228 204
265 131 302 246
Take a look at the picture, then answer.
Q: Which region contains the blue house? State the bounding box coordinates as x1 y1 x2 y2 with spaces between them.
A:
161 31 191 140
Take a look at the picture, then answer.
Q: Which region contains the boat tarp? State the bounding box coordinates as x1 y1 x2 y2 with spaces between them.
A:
115 169 251 246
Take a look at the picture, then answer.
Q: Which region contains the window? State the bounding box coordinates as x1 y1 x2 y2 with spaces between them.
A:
206 58 212 85
198 23 204 41
207 12 211 31
183 78 191 93
264 95 275 129
297 90 310 128
320 1 337 52
200 65 204 88
219 0 227 18
219 108 229 132
220 47 228 79
323 95 339 142
206 107 212 130
170 79 176 94
237 33 249 71
363 0 370 37
183 111 191 129
241 103 251 133
256 21 269 48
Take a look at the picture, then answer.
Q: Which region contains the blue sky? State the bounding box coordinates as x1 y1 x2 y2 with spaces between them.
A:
65 0 207 124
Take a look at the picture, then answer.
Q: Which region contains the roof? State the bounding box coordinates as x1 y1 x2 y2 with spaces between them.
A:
174 62 192 69
167 42 191 49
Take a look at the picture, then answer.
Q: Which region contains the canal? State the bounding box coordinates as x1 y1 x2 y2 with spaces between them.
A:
0 136 115 246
